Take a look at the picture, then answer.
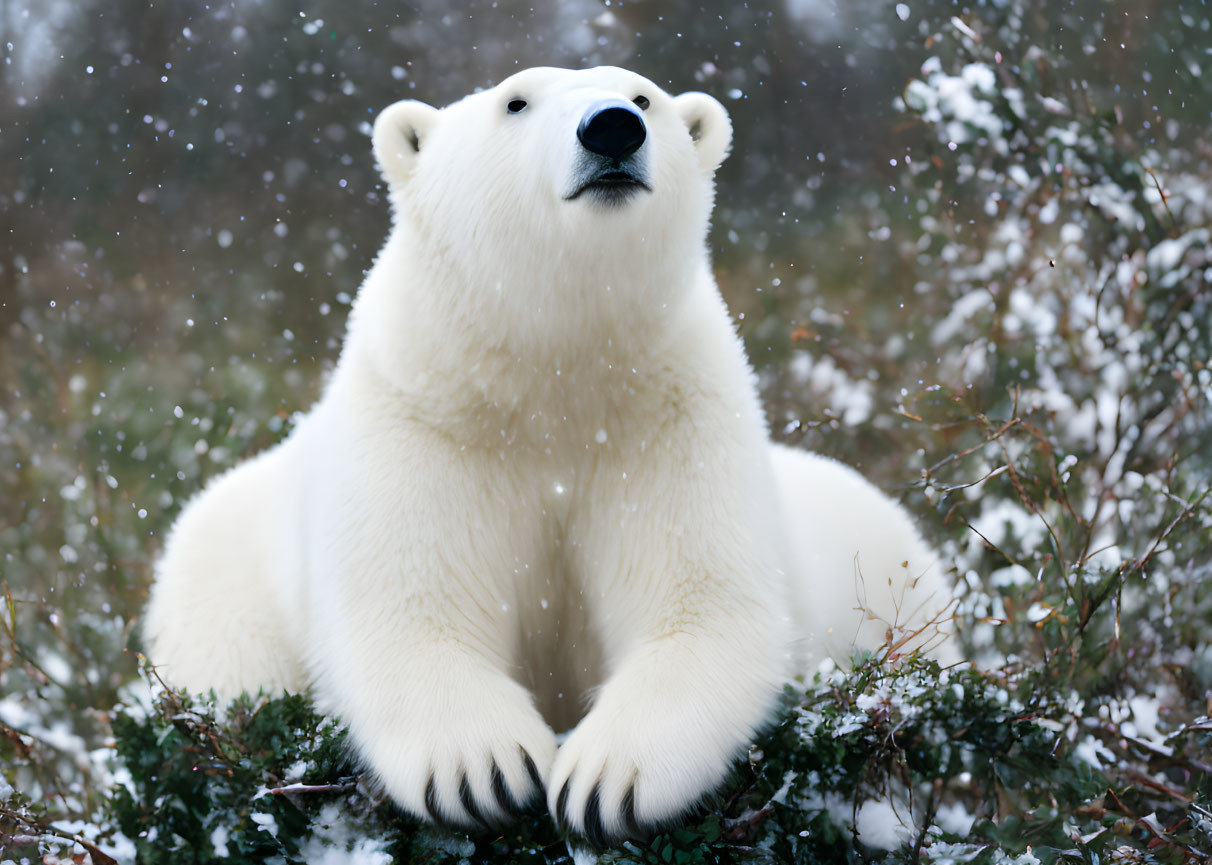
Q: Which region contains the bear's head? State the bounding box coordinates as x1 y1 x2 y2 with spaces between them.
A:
369 67 732 346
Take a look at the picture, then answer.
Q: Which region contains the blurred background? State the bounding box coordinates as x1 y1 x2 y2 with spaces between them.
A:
2 0 1210 849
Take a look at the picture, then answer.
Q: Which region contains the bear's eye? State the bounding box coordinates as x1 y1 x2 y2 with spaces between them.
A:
633 95 650 110
507 99 528 114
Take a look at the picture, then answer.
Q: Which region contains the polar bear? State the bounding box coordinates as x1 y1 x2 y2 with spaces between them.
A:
144 66 956 845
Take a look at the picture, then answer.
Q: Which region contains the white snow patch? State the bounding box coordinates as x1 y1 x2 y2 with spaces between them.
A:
299 837 394 865
1123 694 1173 755
926 840 989 863
934 800 976 836
968 499 1046 554
1059 222 1084 245
798 788 854 834
0 697 90 765
931 290 994 344
211 825 230 858
989 564 1033 588
1086 180 1144 230
297 803 394 863
903 60 1003 145
769 769 798 805
1038 197 1059 225
787 351 873 425
993 852 1042 865
569 845 598 865
855 797 914 850
1072 734 1117 770
251 812 279 838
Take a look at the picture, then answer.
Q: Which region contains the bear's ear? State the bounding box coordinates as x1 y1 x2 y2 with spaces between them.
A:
672 92 732 172
372 100 439 187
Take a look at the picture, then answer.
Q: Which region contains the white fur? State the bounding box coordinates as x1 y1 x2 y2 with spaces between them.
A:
771 445 959 668
144 66 956 842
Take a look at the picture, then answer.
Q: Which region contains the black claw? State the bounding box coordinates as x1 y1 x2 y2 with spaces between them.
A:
491 760 521 816
584 783 607 849
458 773 490 828
423 774 440 822
621 784 642 837
522 749 544 797
556 779 571 825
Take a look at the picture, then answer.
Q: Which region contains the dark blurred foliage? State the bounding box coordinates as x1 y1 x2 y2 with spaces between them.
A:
2 0 1205 482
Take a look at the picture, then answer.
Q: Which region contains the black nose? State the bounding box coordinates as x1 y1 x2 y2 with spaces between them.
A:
577 102 646 160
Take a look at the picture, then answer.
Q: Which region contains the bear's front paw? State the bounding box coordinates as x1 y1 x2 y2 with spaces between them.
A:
353 673 558 830
547 692 754 847
419 741 548 828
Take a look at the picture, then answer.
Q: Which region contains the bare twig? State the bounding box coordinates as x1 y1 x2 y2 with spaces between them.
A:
262 781 357 797
0 803 118 865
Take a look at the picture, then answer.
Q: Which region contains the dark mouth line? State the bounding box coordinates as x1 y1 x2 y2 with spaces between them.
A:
564 176 653 201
